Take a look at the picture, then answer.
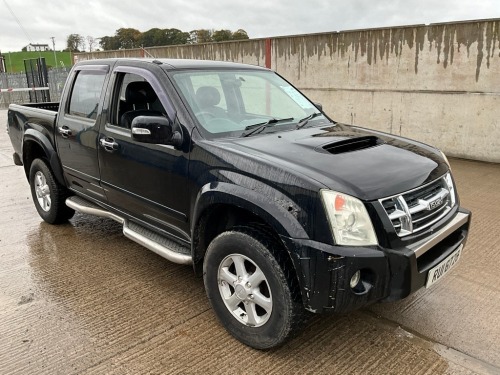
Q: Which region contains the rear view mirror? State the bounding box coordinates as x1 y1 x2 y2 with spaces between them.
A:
131 116 183 147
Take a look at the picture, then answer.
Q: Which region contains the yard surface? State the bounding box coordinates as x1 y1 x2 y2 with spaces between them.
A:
0 110 499 374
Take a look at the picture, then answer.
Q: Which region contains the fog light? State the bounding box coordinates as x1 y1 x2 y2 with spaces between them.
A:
350 271 361 289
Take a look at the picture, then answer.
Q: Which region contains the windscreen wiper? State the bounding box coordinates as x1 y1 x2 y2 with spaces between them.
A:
241 117 294 137
296 112 322 129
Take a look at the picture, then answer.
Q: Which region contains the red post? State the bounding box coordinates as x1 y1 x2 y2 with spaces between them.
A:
265 38 272 69
265 38 272 114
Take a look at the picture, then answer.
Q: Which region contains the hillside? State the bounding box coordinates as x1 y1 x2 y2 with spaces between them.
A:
1 51 72 73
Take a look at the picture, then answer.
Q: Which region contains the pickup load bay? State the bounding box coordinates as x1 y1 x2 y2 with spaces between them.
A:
7 58 471 349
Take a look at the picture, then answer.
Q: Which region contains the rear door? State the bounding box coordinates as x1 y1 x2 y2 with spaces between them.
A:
97 64 191 242
56 64 110 201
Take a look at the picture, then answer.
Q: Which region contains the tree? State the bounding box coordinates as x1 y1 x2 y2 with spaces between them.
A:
140 28 165 47
97 27 249 50
87 36 97 52
212 29 233 42
140 28 191 47
164 28 190 45
190 29 213 44
116 28 141 49
232 29 249 40
66 34 85 52
99 36 120 51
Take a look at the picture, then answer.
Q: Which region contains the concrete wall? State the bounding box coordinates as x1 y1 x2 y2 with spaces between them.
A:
75 39 268 66
75 19 500 162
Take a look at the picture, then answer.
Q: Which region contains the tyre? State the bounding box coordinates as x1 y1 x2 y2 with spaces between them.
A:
203 227 305 349
29 158 74 224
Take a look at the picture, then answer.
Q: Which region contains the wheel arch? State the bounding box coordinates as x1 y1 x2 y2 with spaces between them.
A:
23 129 66 186
191 182 308 290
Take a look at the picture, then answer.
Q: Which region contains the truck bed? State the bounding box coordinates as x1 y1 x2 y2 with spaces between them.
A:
7 102 60 161
17 102 60 112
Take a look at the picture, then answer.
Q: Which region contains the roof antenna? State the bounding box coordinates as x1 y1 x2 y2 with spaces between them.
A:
140 46 156 59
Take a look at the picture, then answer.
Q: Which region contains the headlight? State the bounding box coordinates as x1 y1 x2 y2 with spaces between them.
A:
321 190 378 246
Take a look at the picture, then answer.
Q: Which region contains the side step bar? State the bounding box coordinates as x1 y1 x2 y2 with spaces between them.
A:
66 196 192 265
66 196 125 224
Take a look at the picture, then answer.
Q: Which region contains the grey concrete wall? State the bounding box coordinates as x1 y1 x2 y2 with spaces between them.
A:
273 21 500 163
75 39 268 66
75 19 500 162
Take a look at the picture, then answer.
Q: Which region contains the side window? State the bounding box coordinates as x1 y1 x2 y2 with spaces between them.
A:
68 71 106 120
110 72 166 128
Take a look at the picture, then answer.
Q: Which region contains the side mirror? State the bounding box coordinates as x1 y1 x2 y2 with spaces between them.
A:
131 116 183 148
313 102 323 111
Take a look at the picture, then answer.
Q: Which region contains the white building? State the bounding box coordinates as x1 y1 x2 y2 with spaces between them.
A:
25 44 50 52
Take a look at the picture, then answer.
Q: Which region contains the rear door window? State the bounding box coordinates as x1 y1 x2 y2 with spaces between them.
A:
68 71 106 120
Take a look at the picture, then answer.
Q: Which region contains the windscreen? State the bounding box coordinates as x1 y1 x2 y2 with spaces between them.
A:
171 69 324 137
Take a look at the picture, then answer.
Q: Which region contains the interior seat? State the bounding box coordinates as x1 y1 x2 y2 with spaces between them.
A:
120 81 163 129
195 86 226 118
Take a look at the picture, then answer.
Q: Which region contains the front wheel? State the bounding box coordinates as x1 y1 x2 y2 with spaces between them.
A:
203 228 305 349
29 158 74 224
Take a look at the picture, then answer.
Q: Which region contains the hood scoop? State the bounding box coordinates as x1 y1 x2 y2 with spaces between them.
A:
320 136 384 155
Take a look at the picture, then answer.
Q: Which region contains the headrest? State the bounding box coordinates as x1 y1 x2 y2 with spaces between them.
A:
125 81 157 104
196 86 221 108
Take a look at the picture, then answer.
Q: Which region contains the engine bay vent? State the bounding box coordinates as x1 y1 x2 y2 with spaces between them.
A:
322 136 383 154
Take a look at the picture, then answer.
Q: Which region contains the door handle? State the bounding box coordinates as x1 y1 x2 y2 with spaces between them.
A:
99 137 119 152
58 126 72 137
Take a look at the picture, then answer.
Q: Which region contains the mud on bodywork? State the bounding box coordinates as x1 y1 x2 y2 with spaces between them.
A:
281 237 390 313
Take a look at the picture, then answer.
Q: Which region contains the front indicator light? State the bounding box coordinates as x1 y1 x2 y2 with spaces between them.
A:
440 150 452 171
321 190 378 246
444 172 456 207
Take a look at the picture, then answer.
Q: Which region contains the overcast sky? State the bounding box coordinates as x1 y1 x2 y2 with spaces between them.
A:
1 0 499 52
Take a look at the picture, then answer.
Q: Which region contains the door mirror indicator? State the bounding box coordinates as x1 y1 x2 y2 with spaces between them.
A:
131 128 151 135
131 116 183 148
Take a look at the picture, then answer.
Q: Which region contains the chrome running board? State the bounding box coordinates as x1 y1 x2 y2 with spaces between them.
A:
66 196 125 224
66 196 192 265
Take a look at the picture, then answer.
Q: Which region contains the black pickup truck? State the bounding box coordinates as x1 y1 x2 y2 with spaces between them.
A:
7 58 471 349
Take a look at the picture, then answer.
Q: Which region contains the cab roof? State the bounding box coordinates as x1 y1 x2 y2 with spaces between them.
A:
76 58 269 71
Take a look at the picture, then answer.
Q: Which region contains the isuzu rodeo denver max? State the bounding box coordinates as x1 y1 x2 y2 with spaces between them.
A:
7 58 471 349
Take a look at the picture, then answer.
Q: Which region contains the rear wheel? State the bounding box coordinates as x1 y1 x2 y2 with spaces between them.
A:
29 158 74 224
203 227 306 349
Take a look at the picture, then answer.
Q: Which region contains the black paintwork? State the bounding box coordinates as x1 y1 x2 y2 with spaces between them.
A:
202 123 448 201
6 58 470 313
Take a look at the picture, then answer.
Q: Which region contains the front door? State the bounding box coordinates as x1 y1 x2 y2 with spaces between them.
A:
56 64 110 201
97 65 191 242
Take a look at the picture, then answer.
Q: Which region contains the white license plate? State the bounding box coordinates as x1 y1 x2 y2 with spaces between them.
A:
426 245 463 288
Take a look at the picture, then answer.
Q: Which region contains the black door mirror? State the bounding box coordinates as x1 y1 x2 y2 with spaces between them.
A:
131 116 183 147
313 102 323 111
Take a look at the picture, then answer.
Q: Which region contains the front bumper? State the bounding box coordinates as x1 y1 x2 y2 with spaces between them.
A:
281 208 471 314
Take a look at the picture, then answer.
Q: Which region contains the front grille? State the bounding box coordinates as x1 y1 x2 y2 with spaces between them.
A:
380 173 456 236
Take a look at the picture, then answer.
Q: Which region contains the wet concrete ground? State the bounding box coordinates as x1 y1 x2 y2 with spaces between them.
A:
1 109 499 374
